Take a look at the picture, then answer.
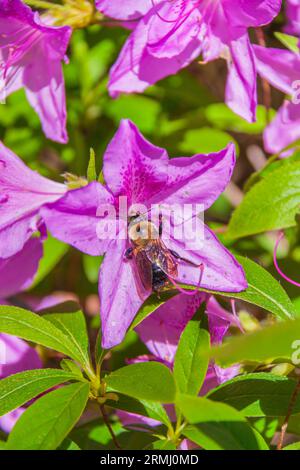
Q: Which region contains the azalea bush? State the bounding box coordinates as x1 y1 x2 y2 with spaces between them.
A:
0 0 300 452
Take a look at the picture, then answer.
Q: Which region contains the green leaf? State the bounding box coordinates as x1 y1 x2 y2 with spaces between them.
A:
6 382 90 450
58 438 81 450
130 291 175 330
227 162 300 239
283 442 300 450
174 311 210 395
31 235 68 288
0 369 85 417
106 363 176 403
133 256 295 329
43 310 90 367
230 256 296 320
151 440 177 450
205 103 275 135
179 127 239 155
60 359 83 378
207 373 300 417
87 148 97 182
0 306 85 364
274 32 300 54
106 394 171 428
177 395 268 450
210 317 300 367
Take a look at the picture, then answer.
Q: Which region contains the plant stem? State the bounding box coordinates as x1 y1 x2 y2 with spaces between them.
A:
277 376 300 450
99 404 122 450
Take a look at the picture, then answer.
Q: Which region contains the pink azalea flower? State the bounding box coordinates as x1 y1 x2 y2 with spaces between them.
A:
0 0 71 143
0 333 42 432
117 293 240 439
0 239 43 433
0 237 43 301
42 119 247 349
97 0 282 122
253 45 300 154
0 140 66 258
284 0 300 36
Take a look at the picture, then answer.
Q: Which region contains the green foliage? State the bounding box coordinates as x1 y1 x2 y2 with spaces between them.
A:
174 310 210 395
177 395 268 450
6 383 90 450
228 163 300 239
0 369 86 417
211 317 300 367
207 373 300 417
106 363 176 403
0 306 85 364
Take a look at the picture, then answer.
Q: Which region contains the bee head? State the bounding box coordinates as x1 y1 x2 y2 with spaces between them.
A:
128 220 159 246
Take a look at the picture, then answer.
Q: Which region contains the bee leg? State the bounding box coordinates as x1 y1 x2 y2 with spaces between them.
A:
159 213 163 237
170 249 199 267
124 247 134 260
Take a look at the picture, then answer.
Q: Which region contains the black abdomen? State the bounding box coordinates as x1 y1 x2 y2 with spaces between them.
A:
152 263 168 291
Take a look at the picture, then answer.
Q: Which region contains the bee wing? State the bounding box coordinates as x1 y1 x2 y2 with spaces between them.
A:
134 249 153 292
145 240 178 278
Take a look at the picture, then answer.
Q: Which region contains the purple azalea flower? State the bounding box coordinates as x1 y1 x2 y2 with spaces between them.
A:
97 0 281 122
0 140 66 258
0 238 43 433
0 333 42 432
135 293 240 388
253 45 300 154
0 0 71 143
42 119 247 349
0 237 43 301
284 0 300 36
117 293 240 438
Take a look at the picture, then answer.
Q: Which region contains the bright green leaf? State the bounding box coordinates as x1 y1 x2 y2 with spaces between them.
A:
106 363 176 403
0 306 85 364
211 317 300 367
174 312 210 395
207 373 300 417
87 148 97 182
227 162 300 239
0 369 85 417
274 32 300 54
178 395 268 450
44 310 90 367
6 382 90 450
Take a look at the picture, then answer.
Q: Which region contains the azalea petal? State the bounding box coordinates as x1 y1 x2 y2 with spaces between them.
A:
155 143 236 209
264 101 300 154
96 0 152 20
0 333 41 378
0 0 71 143
108 11 202 97
226 33 257 123
24 49 68 144
99 237 149 349
0 237 43 298
146 1 202 59
135 293 206 363
225 0 282 28
41 182 116 256
284 0 300 36
103 119 168 206
0 142 65 258
254 45 300 96
163 220 247 293
0 408 25 434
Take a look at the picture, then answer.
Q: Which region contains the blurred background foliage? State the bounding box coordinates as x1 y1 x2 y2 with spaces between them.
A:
0 7 300 449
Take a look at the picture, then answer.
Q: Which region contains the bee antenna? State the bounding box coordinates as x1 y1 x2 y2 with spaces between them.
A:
167 263 204 296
